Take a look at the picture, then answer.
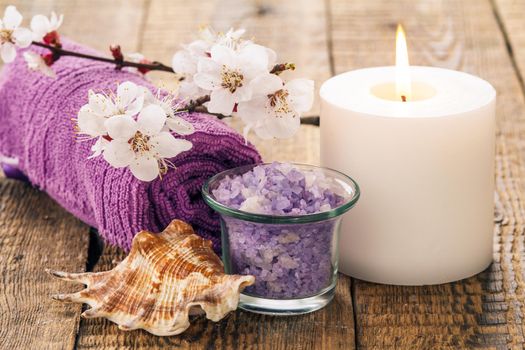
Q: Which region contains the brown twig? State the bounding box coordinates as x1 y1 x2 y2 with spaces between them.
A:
31 41 175 74
270 62 296 75
215 114 320 126
31 41 320 127
183 95 211 112
178 95 319 126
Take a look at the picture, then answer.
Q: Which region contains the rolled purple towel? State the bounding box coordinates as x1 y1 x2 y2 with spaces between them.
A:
0 39 261 251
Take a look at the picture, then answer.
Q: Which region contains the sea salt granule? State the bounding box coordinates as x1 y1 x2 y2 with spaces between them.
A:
225 218 336 298
212 162 349 299
212 162 348 215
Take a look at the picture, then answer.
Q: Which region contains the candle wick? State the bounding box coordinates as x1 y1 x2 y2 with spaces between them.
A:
401 95 407 102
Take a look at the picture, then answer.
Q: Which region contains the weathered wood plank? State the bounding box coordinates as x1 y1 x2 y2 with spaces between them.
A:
328 0 525 348
0 179 89 350
493 0 525 92
2 0 145 51
76 1 354 349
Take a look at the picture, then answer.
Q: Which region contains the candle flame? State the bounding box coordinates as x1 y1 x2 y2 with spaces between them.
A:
395 24 411 102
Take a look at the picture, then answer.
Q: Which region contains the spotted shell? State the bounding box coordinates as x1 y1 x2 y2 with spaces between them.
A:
47 220 255 336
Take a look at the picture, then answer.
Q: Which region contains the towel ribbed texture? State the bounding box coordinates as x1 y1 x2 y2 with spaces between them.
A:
0 39 261 251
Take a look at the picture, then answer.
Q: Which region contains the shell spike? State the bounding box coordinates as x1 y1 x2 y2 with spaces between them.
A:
51 291 89 303
45 268 92 285
81 306 103 319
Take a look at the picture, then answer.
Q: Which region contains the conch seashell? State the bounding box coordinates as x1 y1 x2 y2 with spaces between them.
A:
47 220 255 336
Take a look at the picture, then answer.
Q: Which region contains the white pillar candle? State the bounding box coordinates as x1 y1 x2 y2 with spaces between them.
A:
320 66 496 285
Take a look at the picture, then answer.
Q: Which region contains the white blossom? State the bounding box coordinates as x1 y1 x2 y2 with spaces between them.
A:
172 27 259 99
237 74 314 139
23 51 55 78
172 49 207 99
142 87 195 135
77 81 144 139
170 26 314 140
77 82 195 181
102 104 192 181
193 43 270 115
193 27 246 53
30 11 63 41
0 6 32 63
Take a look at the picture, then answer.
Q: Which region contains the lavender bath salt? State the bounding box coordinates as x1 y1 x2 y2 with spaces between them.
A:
211 162 350 299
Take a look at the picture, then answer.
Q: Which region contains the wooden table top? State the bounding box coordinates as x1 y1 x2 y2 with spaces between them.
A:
1 0 523 349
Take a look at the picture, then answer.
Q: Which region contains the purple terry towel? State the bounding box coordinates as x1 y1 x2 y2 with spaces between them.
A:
0 39 262 251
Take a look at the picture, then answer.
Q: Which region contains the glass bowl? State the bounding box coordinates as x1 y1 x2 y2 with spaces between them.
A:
202 163 360 315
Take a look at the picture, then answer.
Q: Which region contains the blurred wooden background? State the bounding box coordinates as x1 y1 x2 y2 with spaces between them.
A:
2 0 525 349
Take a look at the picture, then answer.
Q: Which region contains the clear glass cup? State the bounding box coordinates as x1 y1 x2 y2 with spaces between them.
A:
202 163 360 315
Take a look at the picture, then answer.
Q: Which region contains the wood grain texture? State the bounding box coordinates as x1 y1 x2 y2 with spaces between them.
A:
4 0 525 348
1 0 146 51
76 1 354 349
0 179 89 350
328 0 525 348
493 0 525 92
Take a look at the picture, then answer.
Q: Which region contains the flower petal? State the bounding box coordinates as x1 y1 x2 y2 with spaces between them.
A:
150 132 192 158
197 56 222 74
236 96 268 125
116 81 139 109
126 52 144 63
13 27 32 48
172 50 196 75
129 155 159 181
193 72 220 91
177 81 204 99
266 47 277 69
256 113 301 140
187 39 209 57
238 44 270 78
125 93 144 116
166 116 195 135
194 57 222 90
208 88 237 115
137 104 167 136
285 79 314 112
52 12 64 30
242 124 252 141
232 85 252 103
104 115 137 140
88 137 109 159
77 105 106 137
23 51 40 69
225 28 245 40
0 43 16 63
249 73 283 96
252 124 273 140
30 14 50 40
103 140 133 168
3 6 22 30
210 44 236 67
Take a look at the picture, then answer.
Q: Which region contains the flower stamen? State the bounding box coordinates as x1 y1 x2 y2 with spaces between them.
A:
220 66 244 93
268 89 292 118
129 131 151 155
0 29 13 44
